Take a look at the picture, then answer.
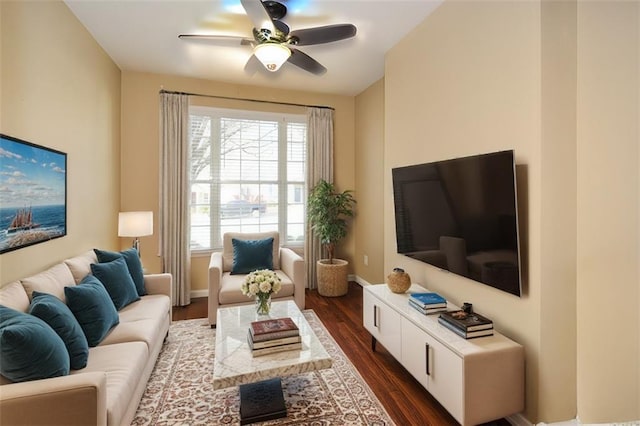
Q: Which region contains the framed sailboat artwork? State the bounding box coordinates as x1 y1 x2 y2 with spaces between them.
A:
0 134 67 254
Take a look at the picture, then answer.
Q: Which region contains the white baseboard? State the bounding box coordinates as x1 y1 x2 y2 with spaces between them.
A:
537 418 640 426
351 275 371 287
507 412 533 425
190 289 208 299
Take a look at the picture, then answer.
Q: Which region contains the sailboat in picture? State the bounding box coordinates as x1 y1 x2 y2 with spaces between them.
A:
7 206 40 234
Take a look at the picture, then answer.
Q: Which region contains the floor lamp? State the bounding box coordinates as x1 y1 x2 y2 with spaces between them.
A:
118 211 153 255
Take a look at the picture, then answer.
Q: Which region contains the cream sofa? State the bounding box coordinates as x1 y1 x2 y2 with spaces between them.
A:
208 231 305 327
0 250 172 426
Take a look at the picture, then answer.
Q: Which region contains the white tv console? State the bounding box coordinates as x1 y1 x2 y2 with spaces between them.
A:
363 284 524 426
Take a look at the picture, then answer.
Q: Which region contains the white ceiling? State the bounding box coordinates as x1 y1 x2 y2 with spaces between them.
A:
65 0 441 96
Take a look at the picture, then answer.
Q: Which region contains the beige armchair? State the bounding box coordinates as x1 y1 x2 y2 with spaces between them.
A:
208 231 305 327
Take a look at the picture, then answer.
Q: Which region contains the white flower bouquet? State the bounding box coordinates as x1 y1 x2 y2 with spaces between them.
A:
241 269 282 315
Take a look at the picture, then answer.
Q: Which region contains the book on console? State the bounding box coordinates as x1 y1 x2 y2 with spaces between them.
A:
438 317 494 339
439 310 493 332
409 292 447 308
249 317 300 342
247 330 302 349
251 342 303 357
408 299 447 315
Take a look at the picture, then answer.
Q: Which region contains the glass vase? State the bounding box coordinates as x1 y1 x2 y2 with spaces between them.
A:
255 293 272 316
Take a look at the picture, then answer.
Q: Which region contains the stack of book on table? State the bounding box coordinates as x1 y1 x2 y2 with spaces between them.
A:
248 317 302 357
408 292 448 315
438 310 494 339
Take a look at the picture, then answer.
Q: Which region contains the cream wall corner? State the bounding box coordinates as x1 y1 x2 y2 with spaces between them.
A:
354 78 385 284
0 1 121 285
576 1 640 423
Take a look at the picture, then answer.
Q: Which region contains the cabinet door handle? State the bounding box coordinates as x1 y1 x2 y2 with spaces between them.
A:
373 305 378 327
425 343 430 376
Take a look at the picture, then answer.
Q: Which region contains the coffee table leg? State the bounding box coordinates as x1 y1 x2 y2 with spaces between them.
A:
239 377 287 425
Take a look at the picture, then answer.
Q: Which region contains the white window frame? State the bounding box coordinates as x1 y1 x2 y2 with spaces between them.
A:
189 106 306 253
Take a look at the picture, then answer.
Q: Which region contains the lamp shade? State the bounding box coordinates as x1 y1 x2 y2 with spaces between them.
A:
254 43 291 72
118 211 153 237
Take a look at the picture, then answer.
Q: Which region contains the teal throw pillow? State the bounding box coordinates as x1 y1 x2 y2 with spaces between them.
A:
64 275 120 347
94 248 146 296
0 305 70 382
29 291 89 370
231 237 274 275
90 257 140 310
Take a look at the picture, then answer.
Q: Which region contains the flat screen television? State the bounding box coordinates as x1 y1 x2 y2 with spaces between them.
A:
392 150 523 296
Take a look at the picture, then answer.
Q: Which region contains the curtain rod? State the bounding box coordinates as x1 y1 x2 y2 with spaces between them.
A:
159 89 335 111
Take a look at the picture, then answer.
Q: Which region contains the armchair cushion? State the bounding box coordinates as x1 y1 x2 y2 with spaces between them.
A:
231 237 274 274
223 231 280 271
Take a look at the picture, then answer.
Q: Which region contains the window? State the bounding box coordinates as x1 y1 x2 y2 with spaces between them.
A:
189 107 306 251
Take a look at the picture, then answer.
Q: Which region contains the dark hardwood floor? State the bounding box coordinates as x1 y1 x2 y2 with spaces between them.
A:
172 283 511 426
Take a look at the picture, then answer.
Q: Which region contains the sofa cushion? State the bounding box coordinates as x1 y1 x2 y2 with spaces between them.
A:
94 248 146 296
118 294 171 323
74 342 148 426
64 250 98 284
231 237 274 274
65 275 120 347
99 295 169 349
0 281 30 313
29 291 89 370
223 231 280 272
218 270 294 305
0 306 70 382
90 257 140 310
20 262 75 302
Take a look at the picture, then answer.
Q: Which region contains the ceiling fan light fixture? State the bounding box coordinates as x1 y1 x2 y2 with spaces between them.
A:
254 43 291 72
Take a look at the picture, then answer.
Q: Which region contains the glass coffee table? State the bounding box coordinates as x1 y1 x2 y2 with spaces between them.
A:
214 300 332 424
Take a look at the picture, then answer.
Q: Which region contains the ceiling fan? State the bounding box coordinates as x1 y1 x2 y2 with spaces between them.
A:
179 0 357 75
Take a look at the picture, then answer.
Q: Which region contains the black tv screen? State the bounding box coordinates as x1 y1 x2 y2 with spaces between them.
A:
392 150 522 296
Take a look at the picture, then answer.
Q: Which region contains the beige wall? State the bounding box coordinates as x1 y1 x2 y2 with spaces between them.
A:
0 1 121 285
120 71 355 292
384 0 639 423
385 1 544 421
539 0 577 420
576 1 639 423
354 78 385 284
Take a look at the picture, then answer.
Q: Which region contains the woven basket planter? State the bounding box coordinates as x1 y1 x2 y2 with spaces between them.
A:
316 259 349 297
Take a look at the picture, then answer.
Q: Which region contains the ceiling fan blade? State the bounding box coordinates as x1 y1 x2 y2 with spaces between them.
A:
178 34 254 46
288 24 357 46
287 48 326 75
240 0 275 33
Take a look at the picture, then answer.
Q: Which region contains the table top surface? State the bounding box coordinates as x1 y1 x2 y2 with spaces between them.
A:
213 300 332 389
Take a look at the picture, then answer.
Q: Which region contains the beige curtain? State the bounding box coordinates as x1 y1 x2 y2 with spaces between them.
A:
305 107 334 290
159 92 191 306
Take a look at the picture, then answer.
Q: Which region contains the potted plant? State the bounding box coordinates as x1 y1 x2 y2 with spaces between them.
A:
307 179 356 296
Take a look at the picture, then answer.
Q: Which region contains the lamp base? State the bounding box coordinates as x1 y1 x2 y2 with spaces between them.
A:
132 238 140 255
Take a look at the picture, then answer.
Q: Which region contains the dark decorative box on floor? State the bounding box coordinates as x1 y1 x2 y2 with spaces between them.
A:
239 377 287 425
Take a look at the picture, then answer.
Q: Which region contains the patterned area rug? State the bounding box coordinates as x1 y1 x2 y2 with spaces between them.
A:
132 311 395 425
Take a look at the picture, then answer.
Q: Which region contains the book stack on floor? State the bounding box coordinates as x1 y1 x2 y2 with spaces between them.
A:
248 317 302 357
438 310 494 339
408 292 448 315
